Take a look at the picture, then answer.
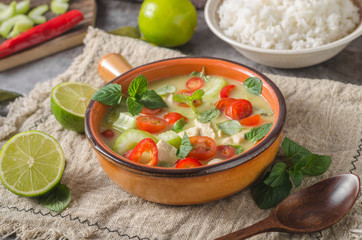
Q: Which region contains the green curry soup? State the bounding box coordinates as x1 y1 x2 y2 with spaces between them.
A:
99 73 274 168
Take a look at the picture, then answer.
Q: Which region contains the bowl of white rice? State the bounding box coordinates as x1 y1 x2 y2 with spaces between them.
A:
205 0 362 68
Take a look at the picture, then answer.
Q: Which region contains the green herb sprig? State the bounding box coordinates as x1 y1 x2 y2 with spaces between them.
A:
176 133 193 159
92 75 167 116
252 137 331 209
173 89 204 113
38 183 71 213
197 107 220 123
190 66 208 82
244 77 262 95
217 120 242 136
172 118 187 133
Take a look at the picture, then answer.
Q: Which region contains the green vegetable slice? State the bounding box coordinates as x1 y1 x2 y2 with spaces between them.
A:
16 0 30 15
0 14 33 38
50 0 69 15
0 3 8 12
28 4 48 24
157 131 182 148
112 112 136 132
113 129 158 155
203 76 227 99
0 1 16 23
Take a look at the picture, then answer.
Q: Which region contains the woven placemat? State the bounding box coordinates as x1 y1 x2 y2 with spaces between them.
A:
0 27 361 240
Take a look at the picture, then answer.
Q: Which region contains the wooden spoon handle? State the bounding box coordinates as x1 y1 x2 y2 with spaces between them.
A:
97 53 132 82
215 215 279 240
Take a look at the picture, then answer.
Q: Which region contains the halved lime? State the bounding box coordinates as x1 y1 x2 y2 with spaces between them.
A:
51 82 98 133
0 131 65 197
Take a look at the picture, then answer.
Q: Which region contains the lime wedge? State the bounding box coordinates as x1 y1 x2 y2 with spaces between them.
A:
0 131 65 197
51 82 98 133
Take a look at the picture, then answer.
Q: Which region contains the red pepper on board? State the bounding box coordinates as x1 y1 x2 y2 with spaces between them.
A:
0 9 84 59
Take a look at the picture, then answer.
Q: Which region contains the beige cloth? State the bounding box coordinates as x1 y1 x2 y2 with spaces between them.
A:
0 27 361 240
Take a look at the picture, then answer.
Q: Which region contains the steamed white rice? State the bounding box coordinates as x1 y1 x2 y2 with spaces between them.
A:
218 0 360 50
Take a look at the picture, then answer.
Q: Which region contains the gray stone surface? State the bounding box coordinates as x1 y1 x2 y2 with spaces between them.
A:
0 0 361 96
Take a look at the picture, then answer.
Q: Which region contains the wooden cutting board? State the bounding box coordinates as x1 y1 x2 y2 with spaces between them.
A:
0 0 96 72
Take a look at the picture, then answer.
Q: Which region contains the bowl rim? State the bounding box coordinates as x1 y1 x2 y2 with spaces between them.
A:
85 56 286 177
204 0 362 55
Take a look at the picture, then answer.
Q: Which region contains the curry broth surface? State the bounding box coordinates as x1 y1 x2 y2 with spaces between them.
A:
100 75 274 165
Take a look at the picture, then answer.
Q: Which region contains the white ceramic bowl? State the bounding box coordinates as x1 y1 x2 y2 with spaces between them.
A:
204 0 362 69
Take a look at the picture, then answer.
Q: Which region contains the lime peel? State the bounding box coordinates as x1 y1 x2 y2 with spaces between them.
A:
51 82 98 133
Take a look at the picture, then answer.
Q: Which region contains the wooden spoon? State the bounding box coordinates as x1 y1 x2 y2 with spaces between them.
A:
216 173 360 240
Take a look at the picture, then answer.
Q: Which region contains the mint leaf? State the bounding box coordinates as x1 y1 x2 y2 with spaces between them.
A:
139 90 167 109
173 94 187 103
92 84 121 105
0 89 22 117
263 162 289 187
253 106 273 117
176 133 193 159
252 175 292 209
190 67 208 82
38 183 71 213
217 120 242 136
128 75 147 98
0 89 22 102
126 97 143 116
244 77 262 95
289 168 303 187
245 123 272 143
229 145 244 155
191 89 205 100
294 154 331 176
190 71 200 77
155 84 176 96
282 137 312 164
173 89 205 113
172 118 187 133
197 108 220 123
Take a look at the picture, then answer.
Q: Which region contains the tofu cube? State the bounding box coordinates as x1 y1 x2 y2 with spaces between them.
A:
194 120 216 139
156 140 178 164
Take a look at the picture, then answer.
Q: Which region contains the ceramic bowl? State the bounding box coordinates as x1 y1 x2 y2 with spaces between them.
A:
85 54 286 205
204 0 362 69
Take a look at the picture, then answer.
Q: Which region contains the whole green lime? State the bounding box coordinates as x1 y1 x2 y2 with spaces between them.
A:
138 0 197 47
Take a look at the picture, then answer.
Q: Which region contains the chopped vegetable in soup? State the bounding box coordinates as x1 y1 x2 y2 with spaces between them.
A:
97 70 274 168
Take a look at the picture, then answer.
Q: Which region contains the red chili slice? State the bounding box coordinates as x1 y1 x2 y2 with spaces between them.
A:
128 138 158 166
163 112 188 124
187 136 217 160
186 77 204 90
123 149 133 159
141 107 162 115
216 145 235 159
0 10 84 59
215 98 236 112
136 116 167 133
175 158 202 168
240 114 261 126
225 99 253 120
220 85 235 98
101 129 115 139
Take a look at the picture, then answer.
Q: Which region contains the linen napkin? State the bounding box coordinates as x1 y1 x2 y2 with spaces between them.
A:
0 27 361 240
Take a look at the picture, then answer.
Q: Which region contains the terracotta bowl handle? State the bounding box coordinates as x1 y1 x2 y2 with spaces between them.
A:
97 53 133 82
